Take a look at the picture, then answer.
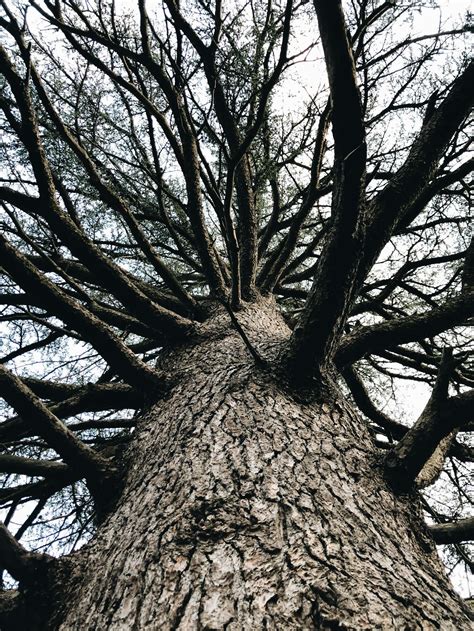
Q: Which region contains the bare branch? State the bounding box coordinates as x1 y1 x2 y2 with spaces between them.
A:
429 517 474 545
342 365 406 439
0 363 116 488
384 350 465 491
344 363 473 483
336 293 473 367
357 61 474 288
0 382 143 444
0 454 68 477
284 0 366 380
0 42 198 334
0 520 51 584
0 234 168 389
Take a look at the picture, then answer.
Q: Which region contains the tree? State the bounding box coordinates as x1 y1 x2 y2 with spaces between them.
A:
0 0 472 627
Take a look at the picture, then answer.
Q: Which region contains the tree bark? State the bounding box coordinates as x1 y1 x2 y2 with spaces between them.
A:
24 302 472 629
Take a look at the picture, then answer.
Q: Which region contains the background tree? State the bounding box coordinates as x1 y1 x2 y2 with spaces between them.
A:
0 0 472 628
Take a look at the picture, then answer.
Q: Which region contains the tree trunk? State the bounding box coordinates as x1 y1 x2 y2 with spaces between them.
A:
31 302 473 628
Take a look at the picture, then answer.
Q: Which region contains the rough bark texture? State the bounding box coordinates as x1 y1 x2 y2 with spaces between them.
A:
37 302 471 629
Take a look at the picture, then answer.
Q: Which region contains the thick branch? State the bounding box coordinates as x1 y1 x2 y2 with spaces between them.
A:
0 364 115 488
0 382 143 443
0 234 167 389
429 517 474 545
26 380 143 407
342 365 406 439
415 431 456 489
26 254 191 318
284 0 366 380
0 590 24 629
336 292 474 367
383 350 465 491
0 454 68 477
344 364 473 482
395 157 474 232
0 521 51 584
357 60 474 289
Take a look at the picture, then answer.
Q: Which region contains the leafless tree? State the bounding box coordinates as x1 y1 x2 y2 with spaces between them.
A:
0 0 472 627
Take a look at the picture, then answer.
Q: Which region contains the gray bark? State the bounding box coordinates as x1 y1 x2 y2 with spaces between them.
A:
28 302 473 629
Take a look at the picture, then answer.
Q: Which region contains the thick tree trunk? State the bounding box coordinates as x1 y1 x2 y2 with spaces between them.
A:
28 302 473 628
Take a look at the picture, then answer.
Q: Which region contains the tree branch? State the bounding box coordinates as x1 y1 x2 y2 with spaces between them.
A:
258 103 331 292
383 349 467 491
163 0 259 300
395 157 474 233
357 60 474 289
0 42 197 336
284 0 366 381
344 363 473 483
336 292 473 367
0 520 51 584
0 364 116 490
429 517 474 545
342 365 406 439
0 382 144 444
0 234 167 389
0 454 68 477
